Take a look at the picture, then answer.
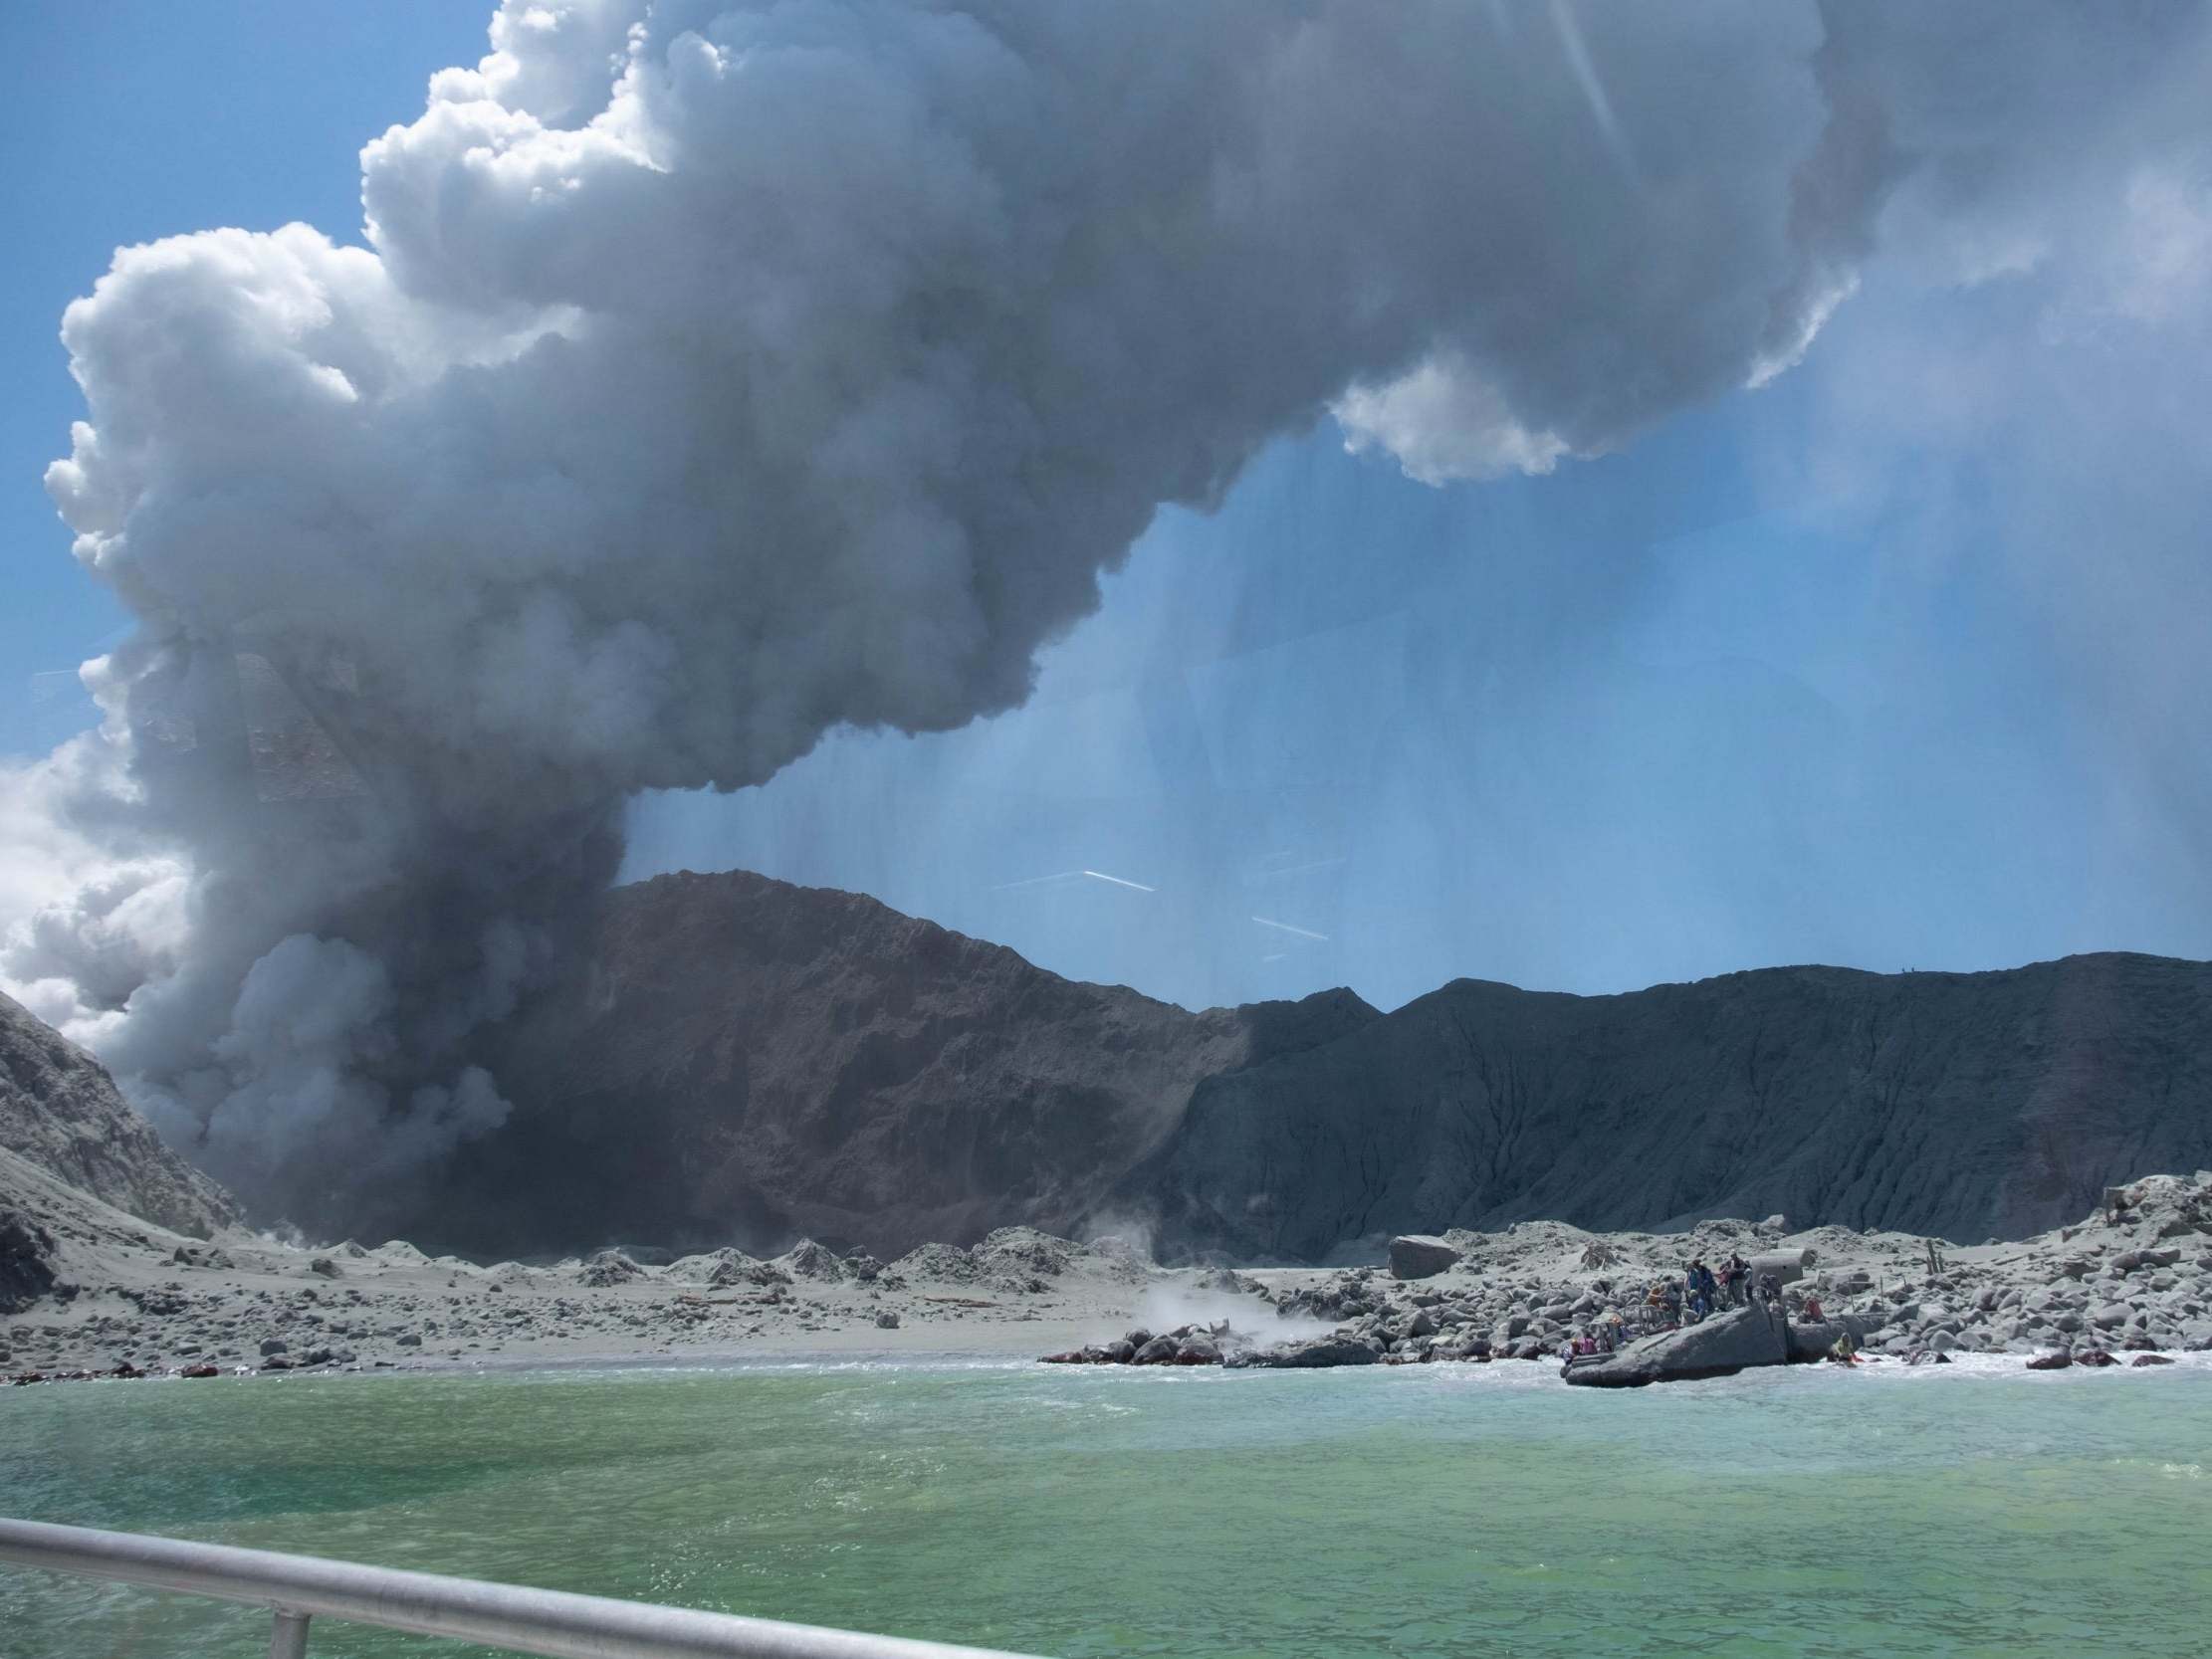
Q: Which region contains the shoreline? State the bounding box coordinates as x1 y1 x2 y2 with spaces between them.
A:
8 1169 2209 1387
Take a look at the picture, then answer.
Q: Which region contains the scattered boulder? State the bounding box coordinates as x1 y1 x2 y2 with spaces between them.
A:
874 1310 900 1330
1275 1281 1375 1322
1388 1235 1463 1281
309 1257 341 1279
2026 1349 2073 1370
973 1227 1079 1279
709 1254 789 1290
891 1242 980 1283
2131 1352 2176 1367
580 1251 644 1288
778 1240 844 1280
1040 1322 1249 1367
258 1339 289 1356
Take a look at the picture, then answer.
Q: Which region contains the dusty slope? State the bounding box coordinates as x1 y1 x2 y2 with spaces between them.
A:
0 992 237 1239
1121 952 2212 1260
410 870 1375 1257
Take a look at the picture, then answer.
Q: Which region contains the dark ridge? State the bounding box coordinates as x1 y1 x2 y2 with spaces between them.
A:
375 869 2212 1262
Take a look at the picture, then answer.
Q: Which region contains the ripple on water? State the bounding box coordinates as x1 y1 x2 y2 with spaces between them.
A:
3 1359 2209 1659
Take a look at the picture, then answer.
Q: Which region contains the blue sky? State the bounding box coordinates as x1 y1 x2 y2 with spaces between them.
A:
7 4 2209 1018
0 3 485 754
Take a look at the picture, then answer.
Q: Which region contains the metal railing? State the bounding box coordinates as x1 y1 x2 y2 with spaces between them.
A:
0 1518 1046 1659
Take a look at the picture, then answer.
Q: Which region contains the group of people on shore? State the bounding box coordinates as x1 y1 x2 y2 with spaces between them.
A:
1563 1253 1810 1359
1639 1253 1778 1323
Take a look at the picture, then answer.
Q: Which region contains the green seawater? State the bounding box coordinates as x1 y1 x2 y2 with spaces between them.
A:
3 1356 2208 1659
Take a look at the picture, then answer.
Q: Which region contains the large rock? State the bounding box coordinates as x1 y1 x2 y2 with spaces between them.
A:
1388 1235 1463 1280
1234 1333 1384 1369
0 992 238 1238
579 1250 643 1287
1563 1307 1790 1388
1782 1316 1877 1362
1749 1249 1816 1288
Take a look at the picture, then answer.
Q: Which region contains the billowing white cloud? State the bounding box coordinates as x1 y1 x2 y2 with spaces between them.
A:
10 0 2208 1229
1334 356 1569 485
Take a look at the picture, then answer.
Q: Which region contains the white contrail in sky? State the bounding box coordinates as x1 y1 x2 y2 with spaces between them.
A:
1082 870 1157 893
1251 916 1329 942
990 870 1157 895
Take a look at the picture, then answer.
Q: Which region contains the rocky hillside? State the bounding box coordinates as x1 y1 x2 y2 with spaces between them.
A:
402 871 2212 1263
1 991 238 1239
1119 952 2212 1260
416 871 1376 1257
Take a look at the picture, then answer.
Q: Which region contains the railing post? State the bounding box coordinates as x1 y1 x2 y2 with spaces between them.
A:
268 1607 312 1659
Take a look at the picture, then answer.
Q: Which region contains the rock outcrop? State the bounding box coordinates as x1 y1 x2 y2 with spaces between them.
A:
1388 1235 1463 1280
1230 1331 1385 1369
1 992 238 1239
1563 1307 1790 1387
1783 1316 1877 1363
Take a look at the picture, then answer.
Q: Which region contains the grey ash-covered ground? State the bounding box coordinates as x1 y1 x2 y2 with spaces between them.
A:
1227 1171 2212 1369
8 1175 2207 1381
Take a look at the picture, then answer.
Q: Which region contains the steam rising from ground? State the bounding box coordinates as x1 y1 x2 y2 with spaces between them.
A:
1132 1284 1337 1348
4 2 2205 1228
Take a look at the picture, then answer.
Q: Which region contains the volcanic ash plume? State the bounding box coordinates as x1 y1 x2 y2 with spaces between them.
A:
4 0 2202 1228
